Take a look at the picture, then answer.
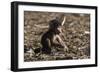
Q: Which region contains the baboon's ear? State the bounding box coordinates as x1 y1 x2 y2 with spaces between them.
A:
61 16 66 26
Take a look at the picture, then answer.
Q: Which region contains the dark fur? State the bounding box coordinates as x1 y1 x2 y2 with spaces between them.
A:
41 19 66 54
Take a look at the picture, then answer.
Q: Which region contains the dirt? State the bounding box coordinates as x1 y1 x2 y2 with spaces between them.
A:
24 11 90 62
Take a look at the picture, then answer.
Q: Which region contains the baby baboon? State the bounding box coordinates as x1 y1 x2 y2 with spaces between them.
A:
41 16 68 54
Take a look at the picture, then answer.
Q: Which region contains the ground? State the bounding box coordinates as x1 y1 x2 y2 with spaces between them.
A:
24 11 90 62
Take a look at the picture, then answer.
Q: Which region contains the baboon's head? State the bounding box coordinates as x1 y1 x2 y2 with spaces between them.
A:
49 16 66 34
49 19 61 28
49 19 62 34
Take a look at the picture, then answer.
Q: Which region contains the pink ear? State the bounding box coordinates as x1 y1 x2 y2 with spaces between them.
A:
61 16 66 26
